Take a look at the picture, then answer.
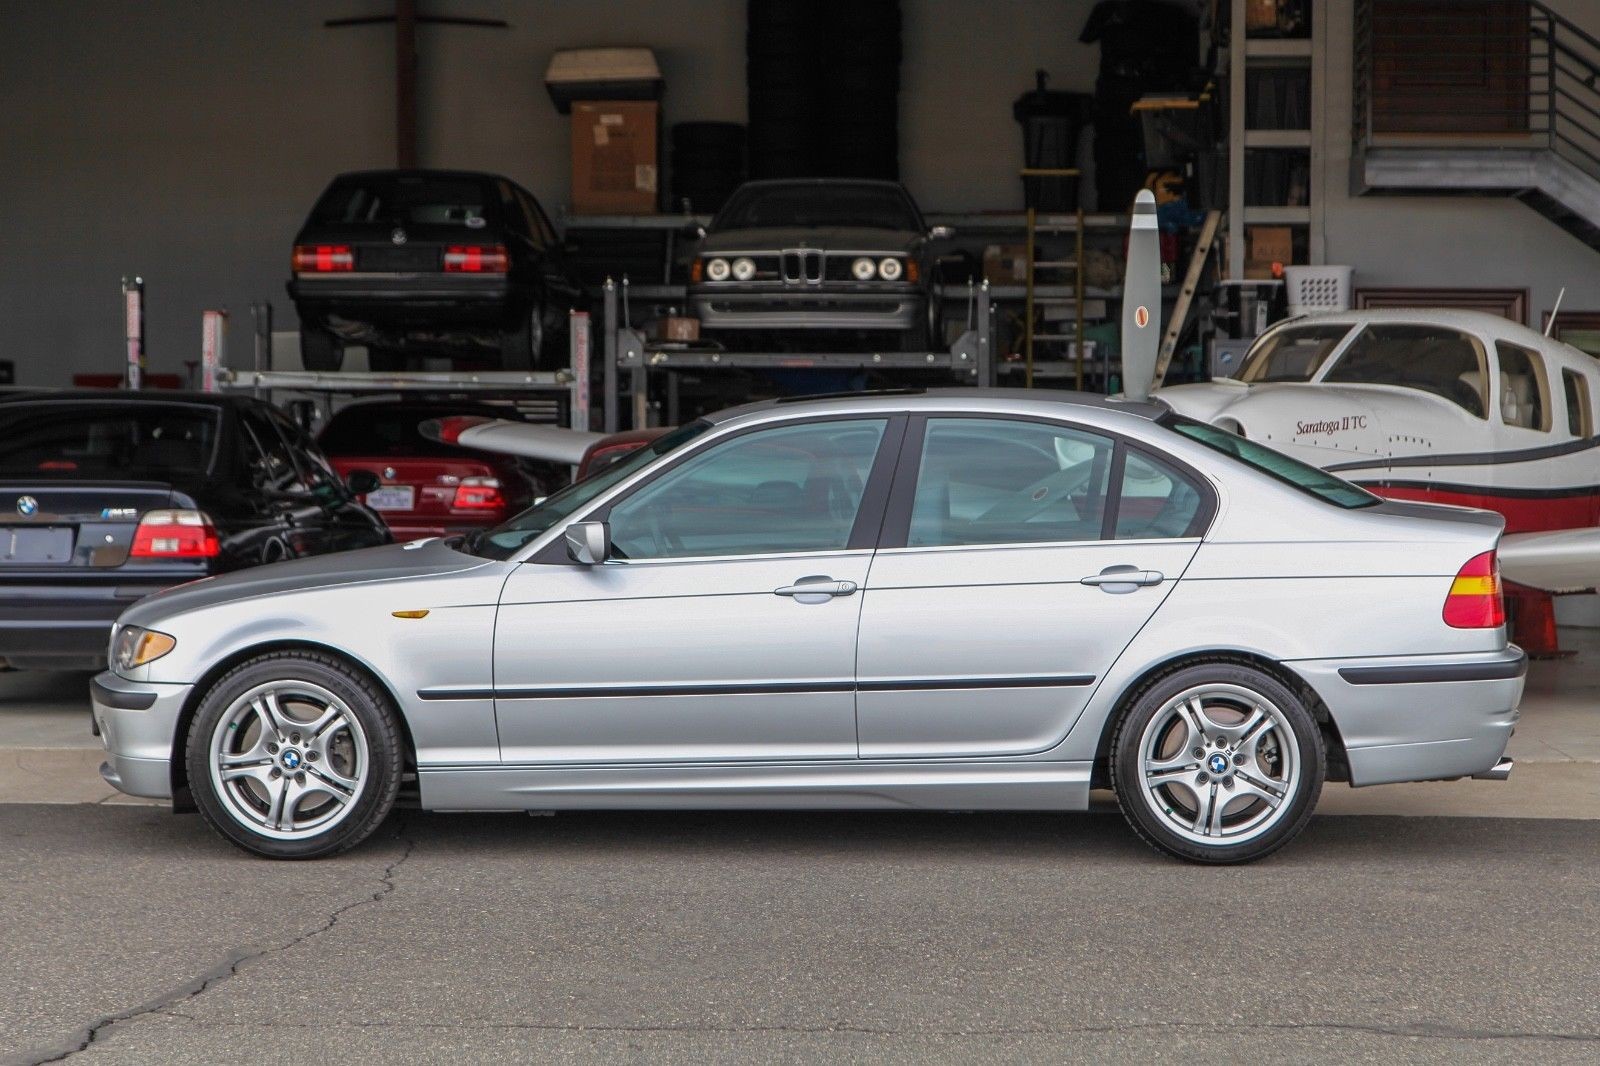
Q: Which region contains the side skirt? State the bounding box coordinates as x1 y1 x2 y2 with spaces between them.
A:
417 759 1093 812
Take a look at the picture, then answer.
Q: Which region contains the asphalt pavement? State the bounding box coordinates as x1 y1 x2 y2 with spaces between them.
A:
3 805 1598 1064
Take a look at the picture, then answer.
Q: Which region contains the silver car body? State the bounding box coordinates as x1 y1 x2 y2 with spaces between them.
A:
93 390 1523 812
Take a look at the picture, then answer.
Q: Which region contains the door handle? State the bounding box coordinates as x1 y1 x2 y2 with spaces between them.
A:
775 576 858 603
1080 565 1164 593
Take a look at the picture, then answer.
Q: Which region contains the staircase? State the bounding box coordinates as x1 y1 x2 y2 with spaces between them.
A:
1352 0 1600 252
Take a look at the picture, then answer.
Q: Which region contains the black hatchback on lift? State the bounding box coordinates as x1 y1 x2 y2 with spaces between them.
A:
0 392 389 671
286 169 582 372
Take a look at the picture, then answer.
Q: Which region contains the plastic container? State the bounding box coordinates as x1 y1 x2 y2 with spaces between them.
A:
1283 265 1354 316
1013 71 1091 210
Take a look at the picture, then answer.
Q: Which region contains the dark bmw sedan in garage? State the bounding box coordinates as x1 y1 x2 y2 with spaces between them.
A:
0 392 389 670
287 169 581 372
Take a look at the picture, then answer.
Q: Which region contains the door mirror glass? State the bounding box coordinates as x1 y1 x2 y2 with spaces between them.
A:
565 520 611 565
345 469 381 496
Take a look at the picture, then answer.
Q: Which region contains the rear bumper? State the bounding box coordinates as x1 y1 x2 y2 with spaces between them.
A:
90 670 191 800
0 584 182 664
690 287 924 331
289 275 517 319
1289 646 1526 786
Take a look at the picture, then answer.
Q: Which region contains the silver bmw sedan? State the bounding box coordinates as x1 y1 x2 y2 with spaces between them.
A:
91 390 1524 864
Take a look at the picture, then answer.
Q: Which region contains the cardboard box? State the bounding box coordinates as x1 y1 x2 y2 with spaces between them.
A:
982 244 1031 283
657 315 700 342
571 101 659 215
1246 0 1279 31
1245 225 1293 280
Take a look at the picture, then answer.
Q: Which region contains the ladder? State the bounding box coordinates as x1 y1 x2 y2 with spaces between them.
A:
1021 168 1086 390
1152 208 1223 388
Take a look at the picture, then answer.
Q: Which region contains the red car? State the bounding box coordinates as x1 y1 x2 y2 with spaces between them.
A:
315 400 549 540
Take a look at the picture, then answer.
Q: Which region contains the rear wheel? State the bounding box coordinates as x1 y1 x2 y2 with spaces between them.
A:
499 303 543 370
366 346 407 373
186 651 402 859
1110 662 1324 864
300 324 343 372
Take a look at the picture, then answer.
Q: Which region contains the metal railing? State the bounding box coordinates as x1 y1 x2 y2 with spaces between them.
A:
1354 0 1600 186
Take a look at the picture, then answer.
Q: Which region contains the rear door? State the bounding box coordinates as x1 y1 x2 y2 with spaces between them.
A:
855 415 1210 758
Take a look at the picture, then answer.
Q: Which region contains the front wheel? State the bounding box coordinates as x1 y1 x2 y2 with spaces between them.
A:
299 324 344 371
186 651 403 859
1110 662 1324 864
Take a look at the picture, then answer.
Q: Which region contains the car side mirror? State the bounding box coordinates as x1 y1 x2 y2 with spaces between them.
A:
929 225 955 241
346 469 381 496
565 520 611 565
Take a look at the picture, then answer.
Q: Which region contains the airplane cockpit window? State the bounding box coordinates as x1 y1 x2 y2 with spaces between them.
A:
1563 369 1594 438
1495 342 1551 432
1238 324 1352 383
1323 325 1488 418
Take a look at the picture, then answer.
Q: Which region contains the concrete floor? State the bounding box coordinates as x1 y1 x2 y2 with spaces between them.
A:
1 633 1596 1064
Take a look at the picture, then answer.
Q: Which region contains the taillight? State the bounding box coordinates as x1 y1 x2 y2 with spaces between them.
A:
292 244 354 272
443 245 509 273
130 509 220 559
452 476 505 510
1443 550 1505 628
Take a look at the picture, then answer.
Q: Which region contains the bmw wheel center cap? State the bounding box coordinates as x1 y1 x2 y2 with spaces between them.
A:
1207 753 1230 776
280 748 302 771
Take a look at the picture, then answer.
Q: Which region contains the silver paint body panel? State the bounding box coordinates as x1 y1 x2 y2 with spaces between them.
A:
94 390 1521 811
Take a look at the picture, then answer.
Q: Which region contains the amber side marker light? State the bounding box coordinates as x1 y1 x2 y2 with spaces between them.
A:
392 610 430 619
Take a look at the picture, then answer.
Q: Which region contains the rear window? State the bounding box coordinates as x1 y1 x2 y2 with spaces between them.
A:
1164 416 1379 509
318 406 514 457
311 175 492 227
0 404 219 479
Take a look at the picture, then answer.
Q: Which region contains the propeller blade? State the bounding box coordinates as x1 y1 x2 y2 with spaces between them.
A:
1120 189 1161 402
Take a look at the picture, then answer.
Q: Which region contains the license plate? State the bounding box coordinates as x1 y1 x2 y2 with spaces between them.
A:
0 526 75 564
359 248 437 272
365 486 415 512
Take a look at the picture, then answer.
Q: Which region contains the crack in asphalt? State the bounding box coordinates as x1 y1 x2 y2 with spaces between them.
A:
9 826 415 1066
67 1014 1600 1046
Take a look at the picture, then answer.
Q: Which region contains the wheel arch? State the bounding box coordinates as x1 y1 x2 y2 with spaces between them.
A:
169 639 419 808
1087 649 1349 789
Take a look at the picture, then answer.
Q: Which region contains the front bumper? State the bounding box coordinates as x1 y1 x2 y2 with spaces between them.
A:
1289 646 1526 786
690 286 923 331
90 671 192 800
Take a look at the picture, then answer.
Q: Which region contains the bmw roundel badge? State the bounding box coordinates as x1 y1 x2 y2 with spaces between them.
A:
16 496 38 517
391 228 408 245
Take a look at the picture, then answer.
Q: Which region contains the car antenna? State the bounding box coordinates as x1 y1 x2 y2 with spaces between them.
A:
1545 286 1566 337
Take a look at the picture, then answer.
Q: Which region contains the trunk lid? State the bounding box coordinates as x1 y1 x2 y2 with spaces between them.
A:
326 456 500 523
0 484 172 569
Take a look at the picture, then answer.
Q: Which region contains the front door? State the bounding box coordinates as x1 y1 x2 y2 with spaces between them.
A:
492 416 899 764
856 416 1207 758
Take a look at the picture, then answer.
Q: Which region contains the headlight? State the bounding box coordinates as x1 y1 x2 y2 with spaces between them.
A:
877 257 903 281
112 625 177 672
731 256 756 281
705 257 731 281
851 257 877 280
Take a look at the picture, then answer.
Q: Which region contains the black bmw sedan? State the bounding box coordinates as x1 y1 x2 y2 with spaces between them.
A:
286 169 581 372
0 392 389 670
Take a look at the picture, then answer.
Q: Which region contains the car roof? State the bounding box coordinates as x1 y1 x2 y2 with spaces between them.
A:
731 178 910 192
708 388 1167 425
327 168 508 185
0 389 258 409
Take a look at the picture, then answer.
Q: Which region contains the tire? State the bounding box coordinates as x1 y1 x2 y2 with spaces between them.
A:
499 302 543 370
366 346 406 373
186 651 403 859
300 324 343 372
1109 661 1325 864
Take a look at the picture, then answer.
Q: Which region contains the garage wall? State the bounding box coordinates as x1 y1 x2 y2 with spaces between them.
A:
0 0 1124 386
1316 0 1600 327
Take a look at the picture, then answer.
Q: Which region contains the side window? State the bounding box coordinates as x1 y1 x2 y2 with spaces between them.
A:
1115 449 1204 539
518 189 557 250
1324 325 1488 417
269 410 342 491
497 181 529 238
607 419 888 560
1495 342 1551 431
1563 368 1594 437
907 418 1113 547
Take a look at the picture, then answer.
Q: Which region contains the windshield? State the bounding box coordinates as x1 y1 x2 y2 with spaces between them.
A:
1163 415 1379 509
1238 324 1352 383
468 421 711 560
312 175 491 227
712 183 922 231
0 404 218 479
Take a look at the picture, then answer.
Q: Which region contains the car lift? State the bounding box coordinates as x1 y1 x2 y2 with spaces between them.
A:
598 276 995 432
